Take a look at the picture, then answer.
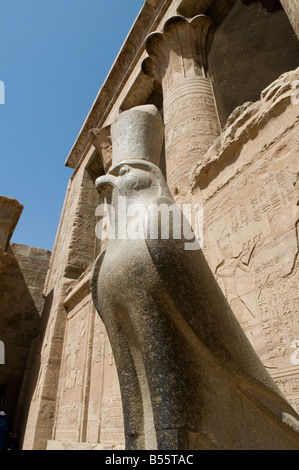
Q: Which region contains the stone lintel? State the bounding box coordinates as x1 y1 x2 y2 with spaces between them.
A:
280 0 299 38
177 0 214 18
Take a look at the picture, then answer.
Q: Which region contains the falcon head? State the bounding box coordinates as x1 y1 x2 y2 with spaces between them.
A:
95 160 173 204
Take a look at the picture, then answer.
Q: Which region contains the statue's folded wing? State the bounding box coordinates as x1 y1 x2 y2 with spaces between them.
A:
143 198 298 415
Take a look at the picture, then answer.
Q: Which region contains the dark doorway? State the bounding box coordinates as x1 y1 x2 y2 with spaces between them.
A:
208 0 299 126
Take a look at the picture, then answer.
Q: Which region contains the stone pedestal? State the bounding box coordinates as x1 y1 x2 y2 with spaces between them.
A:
142 15 220 203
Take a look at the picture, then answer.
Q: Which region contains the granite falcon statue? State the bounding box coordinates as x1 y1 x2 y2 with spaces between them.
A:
90 105 299 450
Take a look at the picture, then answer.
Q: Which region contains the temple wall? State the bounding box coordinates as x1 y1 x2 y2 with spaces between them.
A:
21 153 100 450
0 195 51 439
192 68 299 412
43 73 299 449
47 272 124 450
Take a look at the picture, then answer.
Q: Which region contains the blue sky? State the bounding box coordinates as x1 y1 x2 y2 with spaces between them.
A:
0 0 144 251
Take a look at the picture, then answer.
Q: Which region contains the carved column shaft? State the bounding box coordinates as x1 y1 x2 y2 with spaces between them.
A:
142 15 220 202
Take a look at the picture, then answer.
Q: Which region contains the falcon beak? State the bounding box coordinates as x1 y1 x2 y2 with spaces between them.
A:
95 174 118 194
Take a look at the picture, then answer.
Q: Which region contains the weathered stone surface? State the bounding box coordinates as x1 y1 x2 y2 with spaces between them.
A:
65 0 176 170
91 104 299 450
142 15 220 202
192 67 299 413
46 439 123 450
110 105 164 167
89 105 164 172
0 196 23 274
0 197 23 248
43 267 125 449
21 160 101 450
88 126 112 173
0 242 51 434
19 0 299 451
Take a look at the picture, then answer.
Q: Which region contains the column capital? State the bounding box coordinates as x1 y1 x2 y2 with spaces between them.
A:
142 15 214 89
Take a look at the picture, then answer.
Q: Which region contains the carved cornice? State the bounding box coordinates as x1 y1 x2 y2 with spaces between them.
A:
0 249 14 275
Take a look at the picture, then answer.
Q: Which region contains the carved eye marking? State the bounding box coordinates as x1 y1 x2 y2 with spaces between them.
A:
119 165 129 176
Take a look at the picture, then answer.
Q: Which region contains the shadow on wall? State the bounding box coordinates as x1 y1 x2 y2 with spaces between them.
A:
0 246 52 445
0 251 40 429
13 288 54 447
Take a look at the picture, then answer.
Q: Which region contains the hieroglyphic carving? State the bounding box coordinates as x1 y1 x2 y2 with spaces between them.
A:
164 87 220 164
51 300 89 443
63 306 87 390
100 378 124 445
94 324 124 446
275 373 299 414
200 128 299 406
0 197 23 274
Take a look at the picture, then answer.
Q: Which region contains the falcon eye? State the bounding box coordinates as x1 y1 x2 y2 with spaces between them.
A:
119 165 129 176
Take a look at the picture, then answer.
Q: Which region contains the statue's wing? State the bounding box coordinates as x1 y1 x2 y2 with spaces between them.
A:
90 249 106 317
143 199 295 409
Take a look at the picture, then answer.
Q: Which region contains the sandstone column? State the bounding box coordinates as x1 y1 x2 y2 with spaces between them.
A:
142 15 220 203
